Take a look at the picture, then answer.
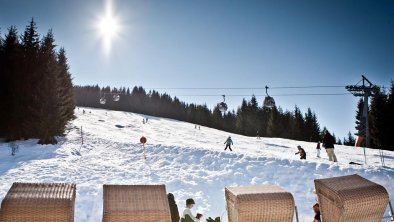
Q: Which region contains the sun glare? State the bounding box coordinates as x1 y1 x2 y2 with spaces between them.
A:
96 0 121 55
99 15 119 39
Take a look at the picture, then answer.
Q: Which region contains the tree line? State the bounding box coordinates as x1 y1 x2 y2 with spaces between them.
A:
75 85 331 143
0 19 75 144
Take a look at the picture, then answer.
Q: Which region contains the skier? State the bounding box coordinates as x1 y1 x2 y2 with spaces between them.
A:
322 130 337 162
167 193 180 222
146 117 148 123
295 145 306 159
181 199 202 222
316 141 321 158
224 136 233 151
256 130 260 139
142 118 145 124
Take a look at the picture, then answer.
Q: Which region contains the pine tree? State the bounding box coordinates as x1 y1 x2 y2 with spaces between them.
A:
0 28 4 136
343 131 355 146
304 108 320 141
20 18 41 138
235 99 248 134
1 26 21 140
266 107 279 137
369 87 389 149
355 98 366 138
36 30 60 144
245 95 259 135
386 82 394 151
293 106 304 140
55 48 75 135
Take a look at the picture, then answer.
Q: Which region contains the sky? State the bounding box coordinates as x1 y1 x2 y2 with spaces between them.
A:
0 0 393 139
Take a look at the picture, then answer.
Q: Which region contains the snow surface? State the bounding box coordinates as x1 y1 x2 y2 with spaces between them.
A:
1 107 394 222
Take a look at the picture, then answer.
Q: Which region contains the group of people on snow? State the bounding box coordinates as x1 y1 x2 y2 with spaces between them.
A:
224 129 337 163
294 129 338 162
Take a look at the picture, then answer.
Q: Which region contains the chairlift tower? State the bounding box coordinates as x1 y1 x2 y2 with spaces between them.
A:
345 75 378 148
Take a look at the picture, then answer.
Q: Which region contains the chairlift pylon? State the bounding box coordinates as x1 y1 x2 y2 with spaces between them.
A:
218 95 228 113
263 86 275 108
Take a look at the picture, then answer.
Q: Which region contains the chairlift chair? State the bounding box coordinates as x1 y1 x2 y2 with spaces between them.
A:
113 94 120 102
100 97 106 105
218 95 228 113
263 86 275 108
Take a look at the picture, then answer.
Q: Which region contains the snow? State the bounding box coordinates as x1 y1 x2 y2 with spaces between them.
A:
1 107 394 221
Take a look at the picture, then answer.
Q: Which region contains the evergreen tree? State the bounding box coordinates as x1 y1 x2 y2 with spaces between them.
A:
1 26 21 140
235 99 248 134
55 48 76 134
245 95 259 135
304 108 320 141
386 82 394 151
293 106 304 140
355 98 366 139
266 106 279 137
35 30 60 144
1 20 75 144
343 131 355 146
20 18 41 138
369 87 389 149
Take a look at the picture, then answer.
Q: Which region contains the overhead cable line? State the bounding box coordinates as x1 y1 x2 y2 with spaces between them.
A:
147 85 346 90
173 93 352 97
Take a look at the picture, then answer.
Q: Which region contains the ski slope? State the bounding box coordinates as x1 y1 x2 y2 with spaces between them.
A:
1 107 393 221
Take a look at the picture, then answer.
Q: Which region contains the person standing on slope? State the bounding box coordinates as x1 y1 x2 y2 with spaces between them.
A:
322 130 337 162
316 141 321 158
224 136 233 151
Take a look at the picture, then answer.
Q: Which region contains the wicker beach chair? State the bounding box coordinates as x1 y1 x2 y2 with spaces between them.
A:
0 182 76 222
102 184 171 222
314 174 390 222
225 185 296 222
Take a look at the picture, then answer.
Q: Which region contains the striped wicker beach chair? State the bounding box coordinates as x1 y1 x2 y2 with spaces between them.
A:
0 182 76 222
102 184 171 222
225 185 297 222
314 174 392 222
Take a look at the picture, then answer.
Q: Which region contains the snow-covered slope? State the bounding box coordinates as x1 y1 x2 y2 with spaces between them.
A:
1 107 393 221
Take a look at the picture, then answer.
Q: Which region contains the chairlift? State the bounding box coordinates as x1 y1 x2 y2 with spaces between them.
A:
113 94 120 102
263 86 275 108
100 97 106 105
218 95 228 113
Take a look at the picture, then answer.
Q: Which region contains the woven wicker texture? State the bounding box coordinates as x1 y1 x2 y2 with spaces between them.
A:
103 184 171 222
0 182 76 222
314 174 389 222
225 185 295 222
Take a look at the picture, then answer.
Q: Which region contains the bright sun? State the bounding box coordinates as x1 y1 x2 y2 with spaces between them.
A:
98 14 119 40
96 0 121 55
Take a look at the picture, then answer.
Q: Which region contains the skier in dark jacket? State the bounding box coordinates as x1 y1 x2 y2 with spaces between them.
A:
322 130 337 162
295 145 306 159
224 136 233 151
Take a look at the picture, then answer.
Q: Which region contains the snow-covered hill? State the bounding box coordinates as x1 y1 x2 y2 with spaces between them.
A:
1 107 393 221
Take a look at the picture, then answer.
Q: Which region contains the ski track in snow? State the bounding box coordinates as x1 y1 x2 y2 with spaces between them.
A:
1 107 394 222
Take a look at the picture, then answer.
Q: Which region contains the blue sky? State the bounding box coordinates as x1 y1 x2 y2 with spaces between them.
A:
1 0 393 139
